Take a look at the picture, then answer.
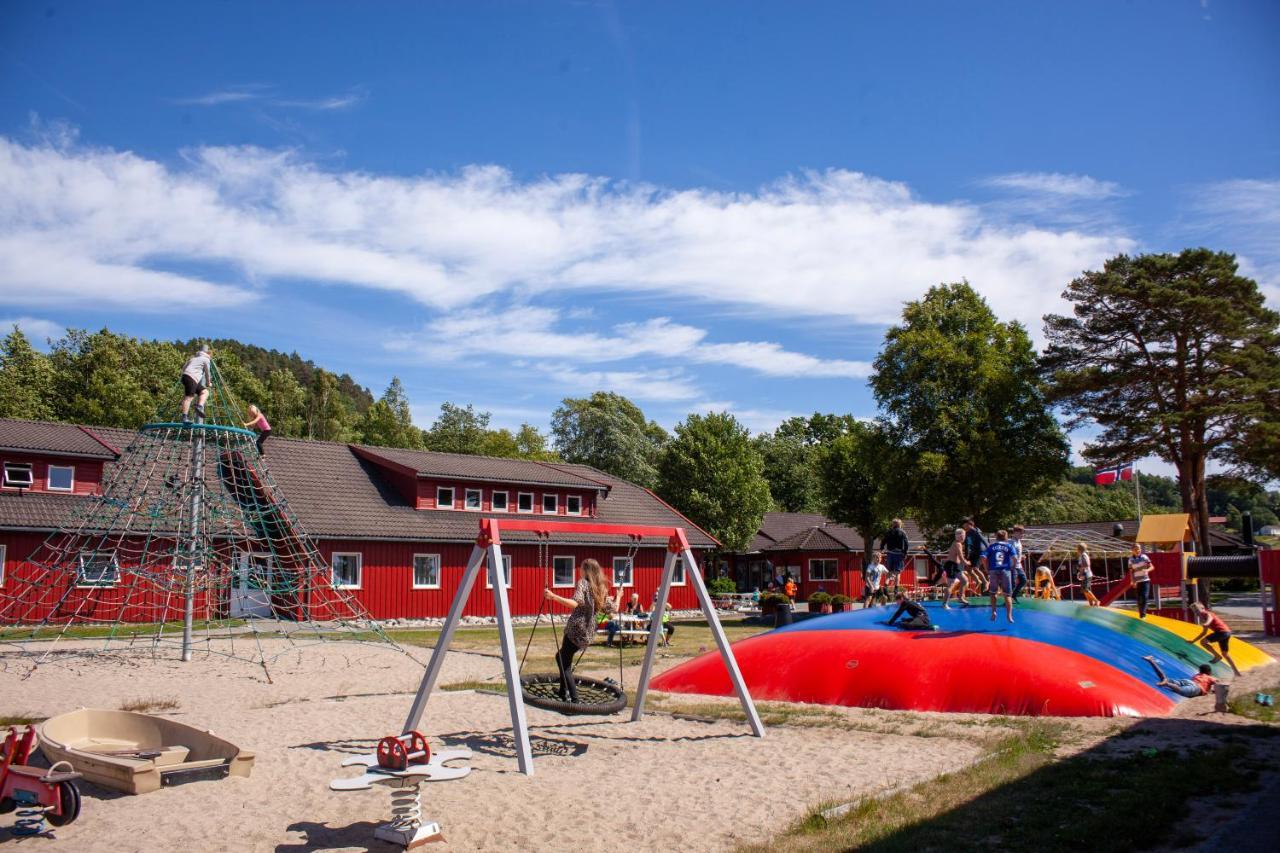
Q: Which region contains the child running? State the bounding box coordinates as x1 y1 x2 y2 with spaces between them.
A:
1190 602 1241 676
241 404 272 457
1143 656 1218 698
982 529 1017 623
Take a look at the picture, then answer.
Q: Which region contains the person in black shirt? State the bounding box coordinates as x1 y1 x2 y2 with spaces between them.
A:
963 518 988 594
880 519 910 590
886 592 933 630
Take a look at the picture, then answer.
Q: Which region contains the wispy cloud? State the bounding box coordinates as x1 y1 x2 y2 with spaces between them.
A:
0 134 1134 330
1187 178 1280 300
173 85 365 111
984 172 1126 200
536 365 703 402
389 305 872 379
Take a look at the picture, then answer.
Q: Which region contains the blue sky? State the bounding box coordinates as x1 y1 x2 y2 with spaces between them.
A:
1 1 1277 472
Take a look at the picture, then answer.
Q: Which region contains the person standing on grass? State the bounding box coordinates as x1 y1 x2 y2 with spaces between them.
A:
982 529 1017 623
1128 544 1154 619
1143 656 1218 698
543 559 623 702
1010 525 1029 600
241 404 272 457
1076 542 1099 606
179 344 213 424
880 518 910 594
963 518 988 596
1190 602 1241 676
942 528 971 610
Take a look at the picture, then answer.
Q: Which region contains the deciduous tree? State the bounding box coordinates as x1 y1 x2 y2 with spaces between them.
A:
0 327 55 420
818 422 897 564
551 392 668 487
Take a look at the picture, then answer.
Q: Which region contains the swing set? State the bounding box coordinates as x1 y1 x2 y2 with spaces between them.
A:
402 517 764 776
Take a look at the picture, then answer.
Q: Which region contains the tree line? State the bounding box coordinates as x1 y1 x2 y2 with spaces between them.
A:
1 248 1276 554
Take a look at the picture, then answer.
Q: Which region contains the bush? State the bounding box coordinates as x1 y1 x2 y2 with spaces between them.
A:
807 591 832 607
760 592 790 614
830 594 852 605
708 577 738 596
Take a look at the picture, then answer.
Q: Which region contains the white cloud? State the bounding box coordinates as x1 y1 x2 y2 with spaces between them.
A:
0 135 1134 332
174 89 262 106
1189 179 1280 301
173 85 365 111
390 305 871 379
984 172 1126 200
535 365 703 402
0 315 64 346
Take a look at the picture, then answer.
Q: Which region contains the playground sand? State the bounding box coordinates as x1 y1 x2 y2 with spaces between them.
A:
0 641 988 852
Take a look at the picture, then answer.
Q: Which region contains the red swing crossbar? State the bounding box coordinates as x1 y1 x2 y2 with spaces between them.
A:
477 517 691 554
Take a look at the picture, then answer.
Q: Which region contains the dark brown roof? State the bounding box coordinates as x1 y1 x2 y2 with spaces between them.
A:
352 444 608 491
765 526 859 552
0 418 118 460
746 512 925 554
1039 518 1250 552
0 420 715 548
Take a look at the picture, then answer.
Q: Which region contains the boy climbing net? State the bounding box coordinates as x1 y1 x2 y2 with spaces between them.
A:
179 344 213 424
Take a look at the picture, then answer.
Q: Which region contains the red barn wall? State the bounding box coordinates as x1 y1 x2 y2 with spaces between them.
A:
0 454 104 495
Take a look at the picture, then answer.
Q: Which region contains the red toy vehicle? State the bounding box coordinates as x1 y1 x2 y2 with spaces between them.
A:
1 726 82 835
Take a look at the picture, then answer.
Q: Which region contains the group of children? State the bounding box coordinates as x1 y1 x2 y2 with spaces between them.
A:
178 345 273 456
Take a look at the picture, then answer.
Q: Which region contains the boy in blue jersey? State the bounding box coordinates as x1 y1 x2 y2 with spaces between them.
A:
981 529 1017 623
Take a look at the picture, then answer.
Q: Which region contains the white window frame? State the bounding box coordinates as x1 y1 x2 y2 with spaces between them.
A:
46 464 75 493
464 488 482 511
0 543 6 587
542 493 558 514
485 554 514 588
809 558 838 583
412 553 441 589
331 552 362 589
565 495 582 516
670 553 687 586
517 492 534 514
491 491 509 512
612 556 634 588
76 551 120 588
436 486 454 510
2 462 34 490
552 555 576 588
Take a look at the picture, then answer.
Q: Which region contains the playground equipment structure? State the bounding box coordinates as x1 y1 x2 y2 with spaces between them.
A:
1 726 82 837
0 361 395 670
400 516 764 775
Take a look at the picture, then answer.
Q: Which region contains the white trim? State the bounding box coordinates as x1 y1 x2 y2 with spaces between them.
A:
565 495 582 516
76 551 119 588
485 554 513 588
46 464 75 493
412 553 441 589
671 553 687 586
2 462 33 490
552 555 576 588
491 491 509 512
542 493 558 514
0 543 5 588
464 488 482 511
436 486 455 510
612 556 634 588
516 492 534 514
332 552 362 589
808 558 838 583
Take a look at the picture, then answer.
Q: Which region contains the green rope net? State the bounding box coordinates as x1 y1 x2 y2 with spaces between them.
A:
0 357 399 670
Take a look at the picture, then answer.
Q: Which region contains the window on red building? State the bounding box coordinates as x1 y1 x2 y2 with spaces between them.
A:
809 558 838 582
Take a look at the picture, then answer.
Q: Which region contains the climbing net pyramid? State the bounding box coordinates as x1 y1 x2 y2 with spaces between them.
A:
0 361 397 670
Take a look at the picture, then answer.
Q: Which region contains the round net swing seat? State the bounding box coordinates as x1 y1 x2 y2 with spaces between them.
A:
519 673 627 716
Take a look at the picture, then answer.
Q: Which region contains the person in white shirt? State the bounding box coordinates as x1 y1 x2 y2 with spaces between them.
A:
862 552 889 608
179 345 213 424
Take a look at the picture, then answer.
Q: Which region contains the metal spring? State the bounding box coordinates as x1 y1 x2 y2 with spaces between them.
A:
388 781 423 831
13 805 49 837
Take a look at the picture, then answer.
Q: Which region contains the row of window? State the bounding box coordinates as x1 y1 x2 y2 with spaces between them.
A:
332 552 685 590
749 558 841 583
433 486 583 516
2 461 75 492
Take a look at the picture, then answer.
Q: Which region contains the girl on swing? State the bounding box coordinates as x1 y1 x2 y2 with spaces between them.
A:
543 559 624 703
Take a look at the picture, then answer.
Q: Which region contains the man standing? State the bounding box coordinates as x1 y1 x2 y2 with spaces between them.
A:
1010 525 1029 599
179 344 213 424
880 518 910 593
982 529 1017 623
963 518 988 594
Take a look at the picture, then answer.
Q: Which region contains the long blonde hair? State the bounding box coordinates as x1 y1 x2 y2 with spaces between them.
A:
581 559 612 613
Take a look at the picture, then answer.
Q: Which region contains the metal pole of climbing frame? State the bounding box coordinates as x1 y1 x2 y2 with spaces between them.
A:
182 426 205 662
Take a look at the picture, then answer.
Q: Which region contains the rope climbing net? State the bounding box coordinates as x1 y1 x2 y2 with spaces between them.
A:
0 360 397 670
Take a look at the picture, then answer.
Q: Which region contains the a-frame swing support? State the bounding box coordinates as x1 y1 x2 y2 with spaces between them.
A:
403 518 764 776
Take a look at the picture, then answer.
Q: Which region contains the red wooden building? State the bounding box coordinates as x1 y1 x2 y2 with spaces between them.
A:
0 418 714 621
730 511 928 600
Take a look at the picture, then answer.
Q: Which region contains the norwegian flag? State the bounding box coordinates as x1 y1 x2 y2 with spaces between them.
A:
1094 462 1135 486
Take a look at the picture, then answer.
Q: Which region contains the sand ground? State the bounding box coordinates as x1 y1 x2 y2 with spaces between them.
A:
1 640 987 852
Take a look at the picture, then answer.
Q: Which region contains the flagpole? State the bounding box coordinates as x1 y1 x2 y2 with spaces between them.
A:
1134 464 1143 523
